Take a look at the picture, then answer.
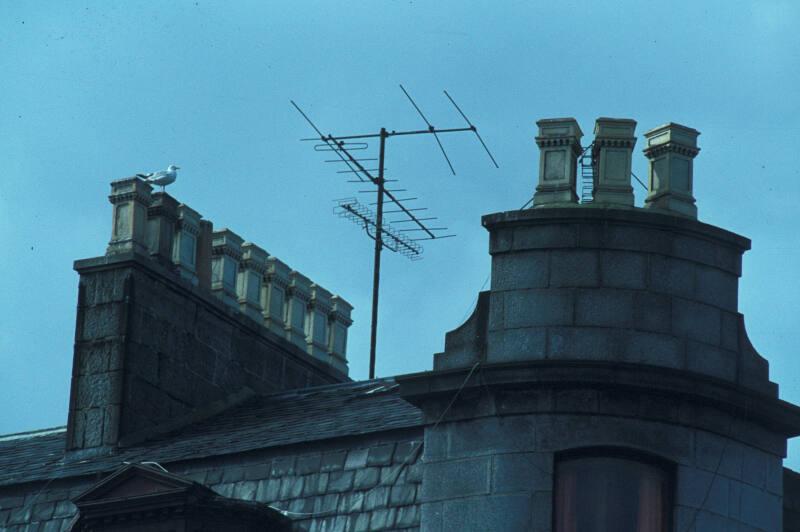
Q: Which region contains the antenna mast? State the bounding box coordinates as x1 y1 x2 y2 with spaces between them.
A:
292 86 497 379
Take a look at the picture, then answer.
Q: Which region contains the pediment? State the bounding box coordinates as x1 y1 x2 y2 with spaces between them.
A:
73 463 203 504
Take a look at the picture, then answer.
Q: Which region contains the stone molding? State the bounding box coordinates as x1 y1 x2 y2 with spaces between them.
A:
398 360 800 449
643 142 700 159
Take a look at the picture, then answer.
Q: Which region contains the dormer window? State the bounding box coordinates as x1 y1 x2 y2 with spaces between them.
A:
554 449 673 532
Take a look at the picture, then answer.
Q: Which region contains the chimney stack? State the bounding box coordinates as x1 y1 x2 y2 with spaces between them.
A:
146 192 179 266
591 118 637 206
643 122 700 218
211 229 244 308
237 242 269 322
107 178 152 255
173 204 202 284
533 118 583 207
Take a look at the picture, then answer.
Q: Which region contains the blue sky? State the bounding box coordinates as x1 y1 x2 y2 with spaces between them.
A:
2 1 799 465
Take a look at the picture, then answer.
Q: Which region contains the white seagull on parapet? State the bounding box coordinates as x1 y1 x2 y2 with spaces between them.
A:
136 164 179 192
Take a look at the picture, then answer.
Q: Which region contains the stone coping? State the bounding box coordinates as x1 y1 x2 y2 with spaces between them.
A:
482 206 751 251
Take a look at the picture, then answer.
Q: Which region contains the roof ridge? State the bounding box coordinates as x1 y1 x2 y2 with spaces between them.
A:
0 426 66 442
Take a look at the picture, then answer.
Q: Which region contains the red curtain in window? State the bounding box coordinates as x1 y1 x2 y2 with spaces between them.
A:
554 455 670 532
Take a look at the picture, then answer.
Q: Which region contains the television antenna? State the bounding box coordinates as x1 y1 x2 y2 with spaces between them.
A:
292 85 498 379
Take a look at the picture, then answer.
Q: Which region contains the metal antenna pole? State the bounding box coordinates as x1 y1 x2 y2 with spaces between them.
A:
369 128 387 379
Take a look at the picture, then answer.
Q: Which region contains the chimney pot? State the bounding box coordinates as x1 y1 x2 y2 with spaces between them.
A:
237 242 269 322
211 229 244 308
643 122 701 218
591 118 637 206
533 118 583 207
107 177 152 255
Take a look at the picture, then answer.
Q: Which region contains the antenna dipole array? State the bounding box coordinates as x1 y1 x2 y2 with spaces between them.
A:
292 86 497 379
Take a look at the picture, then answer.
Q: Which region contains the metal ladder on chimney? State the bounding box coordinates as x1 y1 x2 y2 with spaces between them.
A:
579 143 594 204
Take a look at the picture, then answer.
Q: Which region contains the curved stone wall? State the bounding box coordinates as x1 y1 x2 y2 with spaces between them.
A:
436 206 776 396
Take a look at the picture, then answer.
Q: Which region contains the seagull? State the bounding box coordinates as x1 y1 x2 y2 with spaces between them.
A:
136 164 179 192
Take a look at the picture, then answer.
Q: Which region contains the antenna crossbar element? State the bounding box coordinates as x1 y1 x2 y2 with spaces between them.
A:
443 90 500 168
400 84 456 175
291 92 497 380
335 199 423 259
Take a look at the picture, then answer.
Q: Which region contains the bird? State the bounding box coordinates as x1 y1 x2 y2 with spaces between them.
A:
136 164 180 192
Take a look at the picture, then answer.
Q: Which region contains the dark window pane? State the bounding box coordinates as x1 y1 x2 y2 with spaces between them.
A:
554 455 671 532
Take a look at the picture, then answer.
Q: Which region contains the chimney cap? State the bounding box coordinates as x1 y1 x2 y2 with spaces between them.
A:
594 117 638 138
535 117 583 139
644 122 700 149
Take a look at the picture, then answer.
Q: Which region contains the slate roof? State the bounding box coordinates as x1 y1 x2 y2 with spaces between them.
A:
0 378 423 488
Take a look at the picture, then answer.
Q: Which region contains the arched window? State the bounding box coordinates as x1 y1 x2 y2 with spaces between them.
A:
554 449 673 532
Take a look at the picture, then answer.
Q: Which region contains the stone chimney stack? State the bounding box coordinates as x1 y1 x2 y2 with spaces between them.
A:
643 122 700 218
591 117 637 206
66 176 353 456
533 118 583 207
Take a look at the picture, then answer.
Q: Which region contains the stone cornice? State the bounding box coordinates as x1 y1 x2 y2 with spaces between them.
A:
240 258 267 275
644 142 701 159
176 219 201 236
211 245 242 261
535 136 583 153
265 273 290 290
397 360 800 439
594 137 637 149
108 190 150 205
329 311 354 326
481 206 750 251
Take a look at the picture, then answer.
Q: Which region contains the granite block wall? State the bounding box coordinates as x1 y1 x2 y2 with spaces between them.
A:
67 254 347 454
419 412 784 532
438 208 776 397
